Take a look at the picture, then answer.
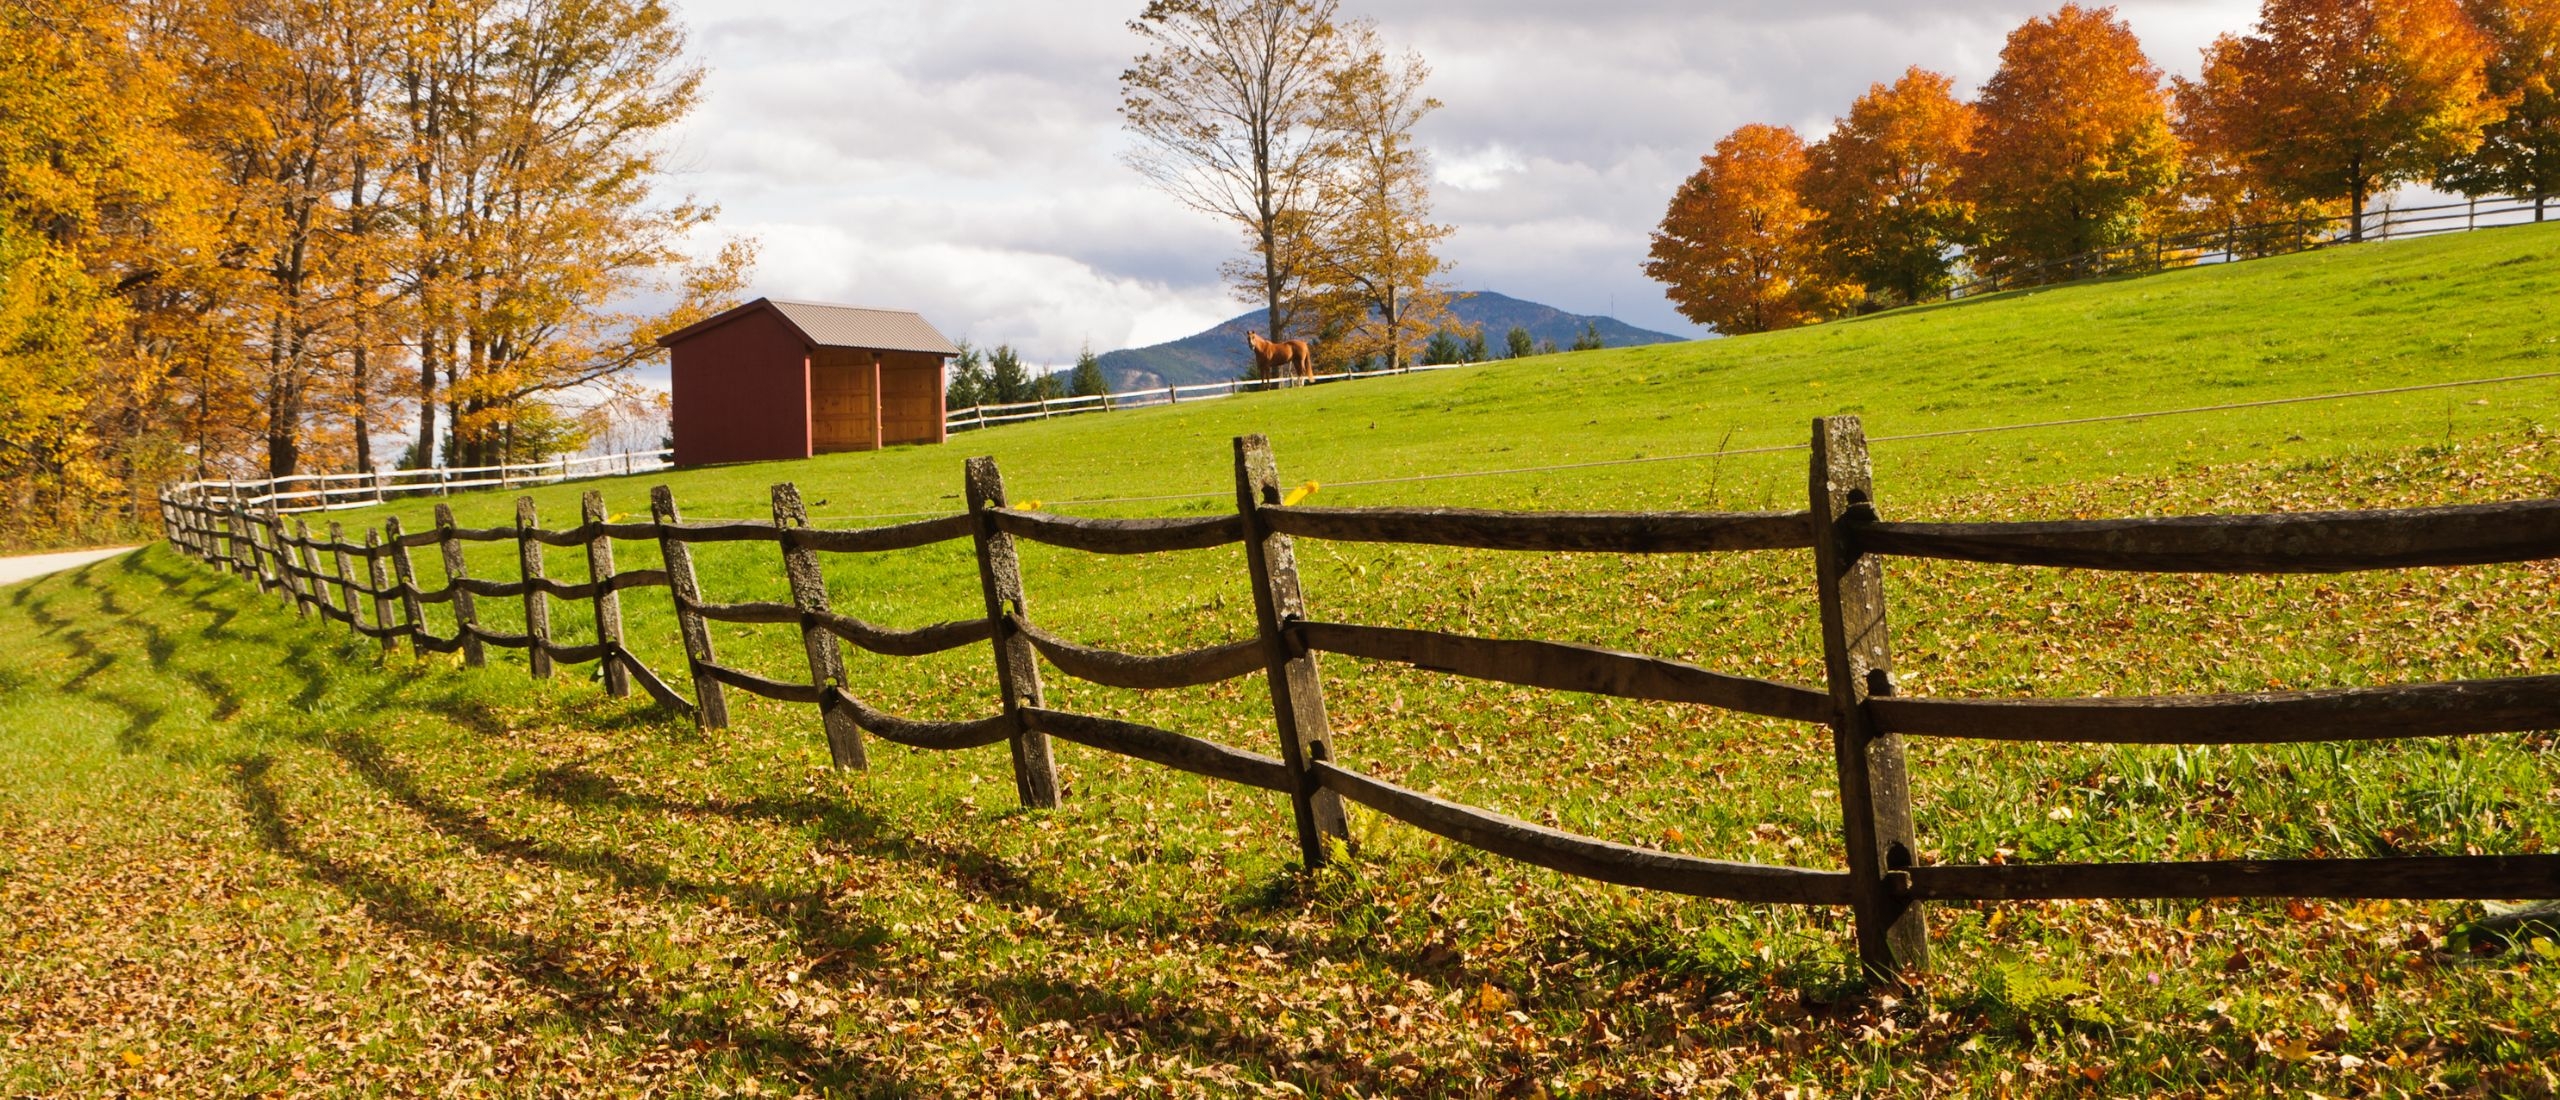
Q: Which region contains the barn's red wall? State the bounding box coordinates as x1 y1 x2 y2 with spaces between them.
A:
668 310 811 467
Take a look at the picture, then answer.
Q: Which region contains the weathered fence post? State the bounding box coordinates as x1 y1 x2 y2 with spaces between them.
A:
364 530 396 654
165 490 189 557
434 503 486 668
516 497 554 679
1166 384 1179 405
227 504 259 582
383 516 427 657
264 500 301 613
581 491 630 698
1808 415 1928 984
963 457 1062 809
327 521 361 636
292 519 323 620
1233 434 1352 869
167 489 194 558
773 483 866 769
651 485 728 729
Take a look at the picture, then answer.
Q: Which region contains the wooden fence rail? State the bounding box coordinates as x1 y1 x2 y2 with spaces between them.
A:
157 416 2560 985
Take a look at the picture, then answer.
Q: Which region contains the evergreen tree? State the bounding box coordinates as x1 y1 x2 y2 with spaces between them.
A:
945 342 988 409
1069 345 1108 397
1505 326 1534 358
1571 322 1605 351
1460 329 1488 363
1421 329 1462 365
1030 370 1067 400
988 344 1030 404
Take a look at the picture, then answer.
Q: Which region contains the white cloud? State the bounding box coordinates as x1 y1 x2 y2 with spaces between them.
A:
656 0 2267 354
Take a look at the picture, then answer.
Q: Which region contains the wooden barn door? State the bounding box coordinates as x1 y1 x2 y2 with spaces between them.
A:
878 356 944 445
810 354 875 453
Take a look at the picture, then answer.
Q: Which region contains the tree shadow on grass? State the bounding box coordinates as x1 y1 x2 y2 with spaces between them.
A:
97 544 1845 1094
223 753 932 1096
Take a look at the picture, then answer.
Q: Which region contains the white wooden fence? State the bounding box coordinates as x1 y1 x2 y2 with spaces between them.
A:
175 449 674 514
944 360 1473 433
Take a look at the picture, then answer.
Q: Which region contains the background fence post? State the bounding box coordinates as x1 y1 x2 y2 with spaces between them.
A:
651 485 727 729
384 516 427 657
1233 434 1351 869
434 503 486 668
1808 415 1928 984
963 456 1062 809
773 482 866 769
581 491 630 698
364 530 396 654
327 521 360 636
516 497 553 679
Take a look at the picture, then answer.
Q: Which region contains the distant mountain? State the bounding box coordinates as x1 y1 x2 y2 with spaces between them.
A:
1095 291 1694 388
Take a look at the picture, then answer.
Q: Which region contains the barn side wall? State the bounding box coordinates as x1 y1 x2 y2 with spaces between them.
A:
669 311 811 467
880 351 947 445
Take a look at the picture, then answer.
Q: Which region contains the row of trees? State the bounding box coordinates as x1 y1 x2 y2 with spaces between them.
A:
1121 0 1458 377
943 345 1114 409
0 0 744 546
1647 0 2559 335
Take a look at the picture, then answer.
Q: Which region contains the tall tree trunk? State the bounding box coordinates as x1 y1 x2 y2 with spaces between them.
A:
2349 157 2367 243
412 325 439 467
351 344 373 473
266 312 300 477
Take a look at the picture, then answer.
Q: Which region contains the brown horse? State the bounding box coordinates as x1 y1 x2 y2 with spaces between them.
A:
1246 330 1314 385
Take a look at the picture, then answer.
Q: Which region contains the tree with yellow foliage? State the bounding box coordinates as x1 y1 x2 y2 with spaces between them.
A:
2183 0 2499 240
1802 67 1977 307
1302 31 1458 373
2439 0 2560 218
0 0 225 544
1645 124 1856 335
1961 4 2183 277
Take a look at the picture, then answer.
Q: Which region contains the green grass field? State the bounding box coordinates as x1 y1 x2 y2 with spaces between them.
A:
6 224 2560 1096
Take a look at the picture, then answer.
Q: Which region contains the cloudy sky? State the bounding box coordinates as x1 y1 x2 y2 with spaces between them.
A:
657 0 2266 370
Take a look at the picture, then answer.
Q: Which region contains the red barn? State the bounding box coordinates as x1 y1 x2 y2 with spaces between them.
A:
656 298 958 467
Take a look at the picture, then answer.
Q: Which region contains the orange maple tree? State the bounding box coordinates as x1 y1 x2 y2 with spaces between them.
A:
1644 124 1854 335
2183 0 2499 240
1960 4 2182 276
1802 67 1977 307
2439 0 2560 218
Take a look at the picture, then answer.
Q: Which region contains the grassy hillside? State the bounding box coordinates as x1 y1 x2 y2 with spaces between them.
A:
7 224 2560 1095
436 220 2556 530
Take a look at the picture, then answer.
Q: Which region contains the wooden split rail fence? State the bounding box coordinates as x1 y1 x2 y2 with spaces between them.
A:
156 416 2560 983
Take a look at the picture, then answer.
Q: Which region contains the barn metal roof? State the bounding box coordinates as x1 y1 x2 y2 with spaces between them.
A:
656 297 961 356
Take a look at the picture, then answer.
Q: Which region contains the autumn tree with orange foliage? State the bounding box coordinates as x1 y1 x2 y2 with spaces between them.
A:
2169 92 2348 258
1802 67 1977 307
2439 0 2560 218
2184 0 2499 240
1961 5 2182 277
1645 124 1854 335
